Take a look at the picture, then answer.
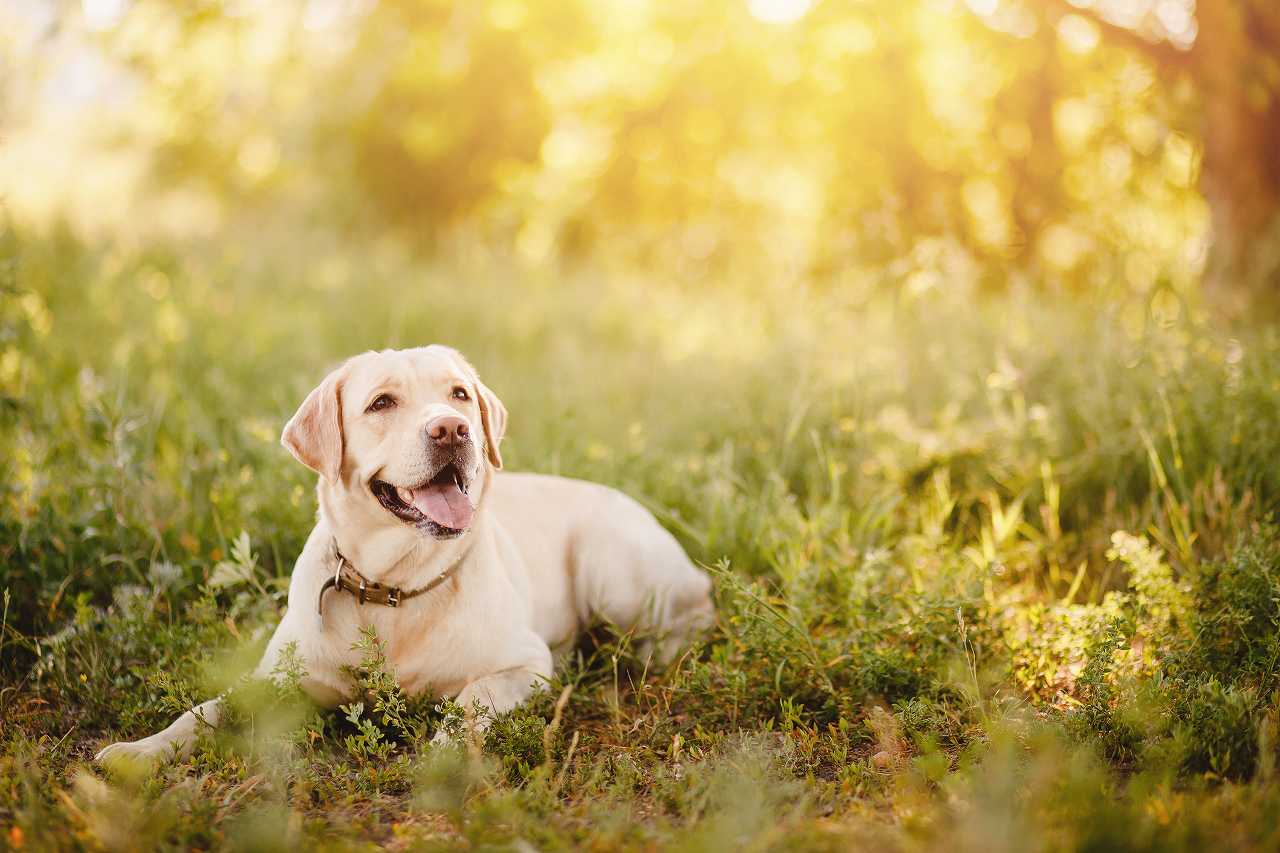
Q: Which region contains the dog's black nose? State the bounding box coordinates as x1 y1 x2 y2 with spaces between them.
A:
426 414 469 446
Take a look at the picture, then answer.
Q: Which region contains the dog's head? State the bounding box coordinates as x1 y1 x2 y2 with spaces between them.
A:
281 345 506 541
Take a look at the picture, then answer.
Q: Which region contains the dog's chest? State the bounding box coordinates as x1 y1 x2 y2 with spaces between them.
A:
322 596 487 698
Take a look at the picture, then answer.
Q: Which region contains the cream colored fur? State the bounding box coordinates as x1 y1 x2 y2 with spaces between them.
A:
96 345 714 765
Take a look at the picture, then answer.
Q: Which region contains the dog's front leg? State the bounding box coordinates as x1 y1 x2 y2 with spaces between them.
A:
432 642 554 745
94 697 223 766
95 610 315 768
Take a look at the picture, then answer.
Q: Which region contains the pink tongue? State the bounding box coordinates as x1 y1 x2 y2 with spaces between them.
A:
410 482 474 530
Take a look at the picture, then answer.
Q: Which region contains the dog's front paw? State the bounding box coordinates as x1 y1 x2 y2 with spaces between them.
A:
94 736 177 769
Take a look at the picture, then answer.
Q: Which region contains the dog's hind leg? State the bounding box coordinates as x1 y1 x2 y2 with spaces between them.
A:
571 490 715 665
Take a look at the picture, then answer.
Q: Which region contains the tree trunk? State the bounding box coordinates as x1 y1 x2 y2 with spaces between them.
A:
1045 0 1280 306
1194 1 1280 303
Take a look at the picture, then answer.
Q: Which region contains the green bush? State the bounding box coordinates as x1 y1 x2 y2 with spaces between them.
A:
2 225 1279 849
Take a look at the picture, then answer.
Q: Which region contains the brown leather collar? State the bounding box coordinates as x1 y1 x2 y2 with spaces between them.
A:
317 539 462 618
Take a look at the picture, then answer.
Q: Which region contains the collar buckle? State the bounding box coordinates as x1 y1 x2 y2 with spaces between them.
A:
319 537 463 625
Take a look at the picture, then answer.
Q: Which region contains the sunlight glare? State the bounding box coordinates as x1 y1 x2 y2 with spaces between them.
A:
748 0 813 25
81 0 126 31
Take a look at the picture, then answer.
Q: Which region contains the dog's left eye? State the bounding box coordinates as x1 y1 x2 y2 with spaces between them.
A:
366 393 396 413
451 386 470 402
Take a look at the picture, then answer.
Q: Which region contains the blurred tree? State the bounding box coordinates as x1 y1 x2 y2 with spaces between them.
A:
16 0 1280 299
346 0 556 235
1042 0 1280 294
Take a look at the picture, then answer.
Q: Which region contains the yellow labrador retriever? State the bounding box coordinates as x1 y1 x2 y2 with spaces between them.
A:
96 345 714 764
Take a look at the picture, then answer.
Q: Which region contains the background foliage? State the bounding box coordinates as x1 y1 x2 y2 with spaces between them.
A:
1 0 1279 850
7 0 1280 296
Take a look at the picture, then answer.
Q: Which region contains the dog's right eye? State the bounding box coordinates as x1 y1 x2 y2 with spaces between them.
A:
366 393 396 413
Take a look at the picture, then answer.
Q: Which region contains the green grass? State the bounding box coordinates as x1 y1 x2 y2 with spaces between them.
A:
2 220 1279 850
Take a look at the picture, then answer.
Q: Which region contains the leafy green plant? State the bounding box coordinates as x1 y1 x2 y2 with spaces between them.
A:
2 224 1279 849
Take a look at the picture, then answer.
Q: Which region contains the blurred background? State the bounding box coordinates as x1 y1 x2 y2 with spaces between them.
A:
3 0 1278 305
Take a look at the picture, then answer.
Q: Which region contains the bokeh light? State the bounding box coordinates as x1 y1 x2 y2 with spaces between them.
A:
748 0 813 25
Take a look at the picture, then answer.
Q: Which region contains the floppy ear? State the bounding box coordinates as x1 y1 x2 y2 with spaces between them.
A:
281 364 347 483
475 379 507 470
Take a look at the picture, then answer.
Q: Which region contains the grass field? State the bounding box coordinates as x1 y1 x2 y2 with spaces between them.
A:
2 222 1280 851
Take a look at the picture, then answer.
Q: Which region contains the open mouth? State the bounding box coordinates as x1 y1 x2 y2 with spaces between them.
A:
371 463 474 538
